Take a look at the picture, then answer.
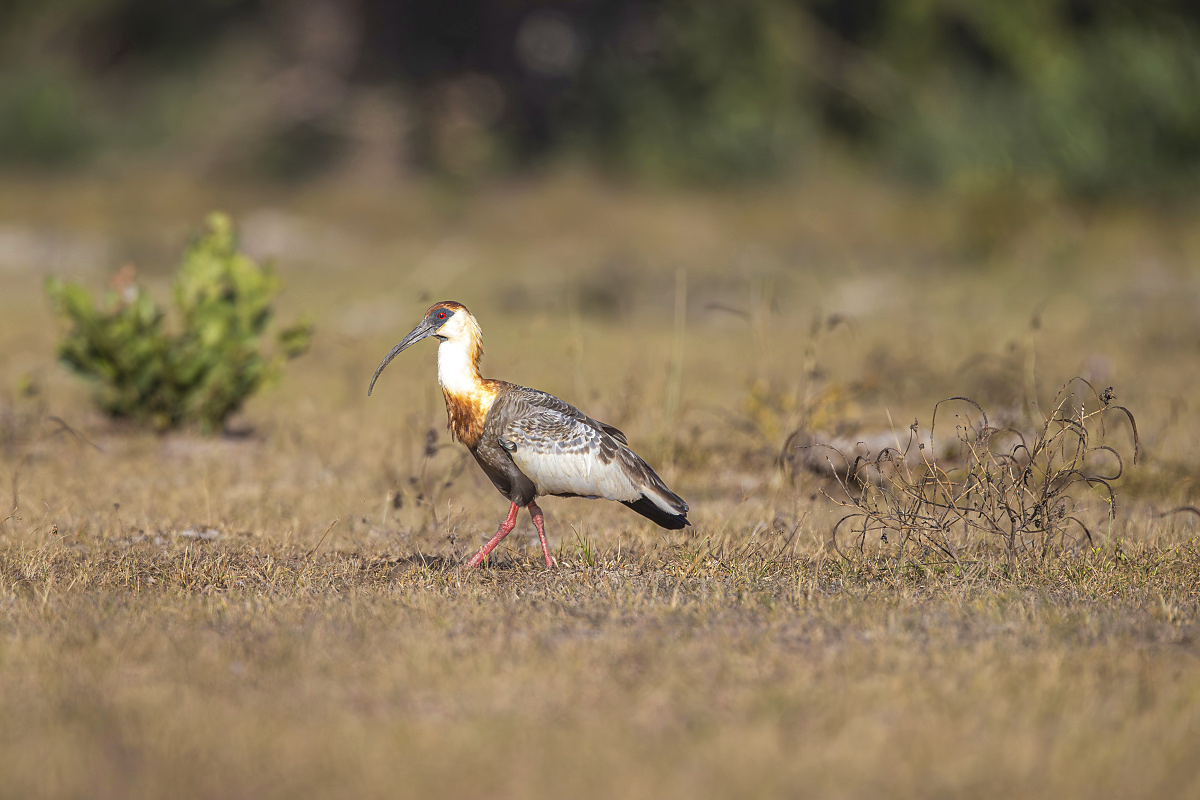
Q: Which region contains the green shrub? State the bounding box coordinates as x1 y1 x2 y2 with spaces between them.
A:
46 212 313 433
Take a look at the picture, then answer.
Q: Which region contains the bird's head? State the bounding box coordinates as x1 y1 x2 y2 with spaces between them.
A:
368 301 478 396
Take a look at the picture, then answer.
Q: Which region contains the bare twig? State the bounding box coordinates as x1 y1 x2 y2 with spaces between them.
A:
809 378 1139 566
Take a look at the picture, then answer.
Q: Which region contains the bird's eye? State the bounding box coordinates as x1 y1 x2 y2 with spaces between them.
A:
437 311 447 321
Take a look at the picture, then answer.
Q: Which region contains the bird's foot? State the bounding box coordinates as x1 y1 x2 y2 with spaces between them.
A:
528 500 555 569
464 502 521 568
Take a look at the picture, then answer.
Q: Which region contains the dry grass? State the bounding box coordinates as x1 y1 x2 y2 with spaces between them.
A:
805 378 1142 568
2 536 1199 800
2 172 1200 798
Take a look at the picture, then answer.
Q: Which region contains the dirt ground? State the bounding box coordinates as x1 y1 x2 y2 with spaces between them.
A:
2 172 1198 799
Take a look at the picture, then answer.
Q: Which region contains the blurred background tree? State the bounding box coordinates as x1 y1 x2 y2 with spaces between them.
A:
1 0 1198 193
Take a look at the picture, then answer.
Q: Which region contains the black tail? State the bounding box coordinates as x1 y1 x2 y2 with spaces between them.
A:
621 496 690 530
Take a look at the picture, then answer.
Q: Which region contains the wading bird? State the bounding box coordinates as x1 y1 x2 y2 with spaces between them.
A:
368 301 689 568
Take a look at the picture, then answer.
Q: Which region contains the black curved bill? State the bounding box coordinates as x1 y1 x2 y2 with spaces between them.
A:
368 318 435 396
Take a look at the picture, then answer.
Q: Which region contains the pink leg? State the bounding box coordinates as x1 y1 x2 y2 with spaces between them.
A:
528 500 554 568
465 502 520 568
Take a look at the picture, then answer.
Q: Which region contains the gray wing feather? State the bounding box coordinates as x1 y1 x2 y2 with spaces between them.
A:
504 408 638 501
501 384 629 444
486 382 687 516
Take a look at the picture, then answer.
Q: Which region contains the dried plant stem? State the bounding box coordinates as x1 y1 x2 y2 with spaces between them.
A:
806 378 1139 566
665 267 687 424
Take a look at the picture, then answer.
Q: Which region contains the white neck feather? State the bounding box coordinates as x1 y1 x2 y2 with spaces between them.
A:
437 337 482 396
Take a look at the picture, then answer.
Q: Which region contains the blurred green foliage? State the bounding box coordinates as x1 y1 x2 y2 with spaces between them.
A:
0 69 94 166
869 3 1200 193
1 0 1199 192
46 213 313 433
577 2 814 181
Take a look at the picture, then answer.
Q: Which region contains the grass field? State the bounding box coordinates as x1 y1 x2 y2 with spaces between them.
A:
2 172 1199 798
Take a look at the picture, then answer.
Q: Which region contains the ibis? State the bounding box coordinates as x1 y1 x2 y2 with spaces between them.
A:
368 301 689 567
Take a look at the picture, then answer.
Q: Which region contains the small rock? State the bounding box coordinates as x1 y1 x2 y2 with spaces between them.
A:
179 527 221 541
